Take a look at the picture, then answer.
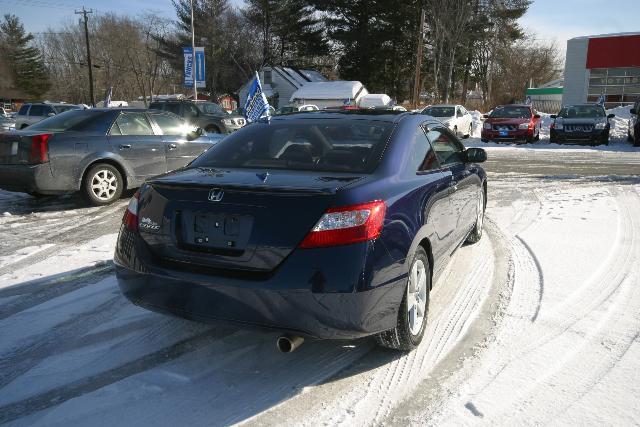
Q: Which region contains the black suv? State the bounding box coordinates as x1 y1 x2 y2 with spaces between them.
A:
149 100 246 134
550 104 615 146
628 100 639 147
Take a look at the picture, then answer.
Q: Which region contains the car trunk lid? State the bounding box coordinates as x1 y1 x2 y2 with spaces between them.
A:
138 168 366 272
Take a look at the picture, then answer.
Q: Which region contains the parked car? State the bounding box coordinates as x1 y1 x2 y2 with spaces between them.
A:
274 104 320 115
0 116 16 132
0 108 222 204
550 104 614 146
628 100 639 147
14 103 82 129
114 110 488 352
149 100 246 134
481 104 541 143
421 104 473 138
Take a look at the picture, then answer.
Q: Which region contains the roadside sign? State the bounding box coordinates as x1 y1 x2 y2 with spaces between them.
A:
183 47 206 88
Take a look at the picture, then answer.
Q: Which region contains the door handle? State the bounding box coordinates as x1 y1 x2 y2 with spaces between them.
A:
168 143 177 150
118 144 131 150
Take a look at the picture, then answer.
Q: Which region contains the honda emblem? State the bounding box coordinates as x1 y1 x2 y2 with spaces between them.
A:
208 188 224 202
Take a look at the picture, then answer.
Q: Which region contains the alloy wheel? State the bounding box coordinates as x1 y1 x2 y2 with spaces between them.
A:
90 169 118 201
407 259 428 335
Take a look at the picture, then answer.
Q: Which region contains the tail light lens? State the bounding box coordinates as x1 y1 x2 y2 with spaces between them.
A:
122 191 140 232
29 134 52 164
300 200 386 248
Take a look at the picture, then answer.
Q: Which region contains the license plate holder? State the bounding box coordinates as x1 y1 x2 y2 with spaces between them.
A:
499 130 509 137
179 211 253 252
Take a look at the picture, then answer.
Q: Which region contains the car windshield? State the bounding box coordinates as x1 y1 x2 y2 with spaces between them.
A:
198 102 227 115
26 110 110 132
190 119 395 173
557 105 605 118
490 106 532 119
422 106 455 117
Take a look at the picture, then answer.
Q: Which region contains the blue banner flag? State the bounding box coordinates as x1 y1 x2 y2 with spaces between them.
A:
244 72 270 122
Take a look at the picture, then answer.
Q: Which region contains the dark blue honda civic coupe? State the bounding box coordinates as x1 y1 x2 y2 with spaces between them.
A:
114 110 487 352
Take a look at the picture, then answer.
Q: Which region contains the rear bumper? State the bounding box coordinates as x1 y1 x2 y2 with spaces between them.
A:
114 227 405 339
481 129 533 143
0 163 62 194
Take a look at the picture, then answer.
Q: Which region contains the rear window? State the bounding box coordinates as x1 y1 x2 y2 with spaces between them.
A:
28 105 45 116
149 103 164 111
489 106 532 119
191 119 395 173
26 110 113 132
18 105 29 115
422 106 455 117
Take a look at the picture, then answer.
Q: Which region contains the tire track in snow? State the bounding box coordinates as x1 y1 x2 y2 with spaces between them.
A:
431 184 640 425
248 221 501 427
0 201 124 277
514 236 544 322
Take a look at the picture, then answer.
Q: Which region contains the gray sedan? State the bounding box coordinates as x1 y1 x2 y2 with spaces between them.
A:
0 108 222 205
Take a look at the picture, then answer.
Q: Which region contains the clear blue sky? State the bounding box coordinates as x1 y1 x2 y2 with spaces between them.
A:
519 0 639 51
4 0 639 46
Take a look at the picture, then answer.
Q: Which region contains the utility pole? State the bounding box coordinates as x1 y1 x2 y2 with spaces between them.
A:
413 5 426 109
75 7 95 107
190 0 197 101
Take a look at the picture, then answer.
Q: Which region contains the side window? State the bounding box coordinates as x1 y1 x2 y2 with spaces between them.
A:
409 126 438 172
43 106 55 116
183 103 199 119
109 122 122 135
29 105 44 116
18 105 29 115
115 113 154 136
426 127 465 166
152 113 186 135
165 103 181 115
456 107 463 117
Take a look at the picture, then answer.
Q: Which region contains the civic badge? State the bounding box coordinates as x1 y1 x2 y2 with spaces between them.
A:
208 188 224 202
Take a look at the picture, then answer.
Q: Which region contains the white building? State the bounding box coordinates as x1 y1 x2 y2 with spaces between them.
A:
238 66 327 110
289 81 368 109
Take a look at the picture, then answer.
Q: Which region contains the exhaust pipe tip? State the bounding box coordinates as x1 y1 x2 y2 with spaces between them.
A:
276 335 304 353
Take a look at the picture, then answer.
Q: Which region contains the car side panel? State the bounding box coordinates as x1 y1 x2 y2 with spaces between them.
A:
74 151 140 190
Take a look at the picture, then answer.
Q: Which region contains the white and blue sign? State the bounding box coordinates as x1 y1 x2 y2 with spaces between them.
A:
597 94 605 106
183 47 206 88
525 96 532 105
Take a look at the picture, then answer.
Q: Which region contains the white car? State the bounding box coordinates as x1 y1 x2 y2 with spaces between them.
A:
421 104 473 138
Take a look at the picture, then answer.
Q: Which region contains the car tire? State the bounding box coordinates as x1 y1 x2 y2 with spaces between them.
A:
453 126 458 137
534 127 540 142
375 247 430 352
205 125 221 134
82 163 124 206
466 188 485 244
628 130 634 142
463 123 472 139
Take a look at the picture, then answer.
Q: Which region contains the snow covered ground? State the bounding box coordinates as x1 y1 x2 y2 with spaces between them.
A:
0 114 639 425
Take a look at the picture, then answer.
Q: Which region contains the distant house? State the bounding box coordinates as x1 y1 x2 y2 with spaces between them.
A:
289 81 368 109
238 66 328 109
218 94 237 112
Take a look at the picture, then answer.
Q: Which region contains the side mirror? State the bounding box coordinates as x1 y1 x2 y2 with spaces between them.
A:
607 113 615 119
186 127 204 141
550 114 557 119
465 147 487 163
534 114 541 119
631 108 637 115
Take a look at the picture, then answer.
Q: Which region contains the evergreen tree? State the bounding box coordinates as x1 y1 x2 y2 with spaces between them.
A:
0 14 50 98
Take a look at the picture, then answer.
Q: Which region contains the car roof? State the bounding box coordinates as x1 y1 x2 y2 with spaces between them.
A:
268 110 442 126
497 104 532 108
26 102 79 107
562 103 603 107
426 104 459 108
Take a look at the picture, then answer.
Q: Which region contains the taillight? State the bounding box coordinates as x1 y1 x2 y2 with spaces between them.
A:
122 191 140 232
299 200 386 248
29 134 52 164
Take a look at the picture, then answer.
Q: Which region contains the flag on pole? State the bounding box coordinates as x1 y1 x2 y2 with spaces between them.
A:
103 86 112 108
244 73 270 122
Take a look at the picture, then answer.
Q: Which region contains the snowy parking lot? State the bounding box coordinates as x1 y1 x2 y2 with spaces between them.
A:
1 129 640 425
